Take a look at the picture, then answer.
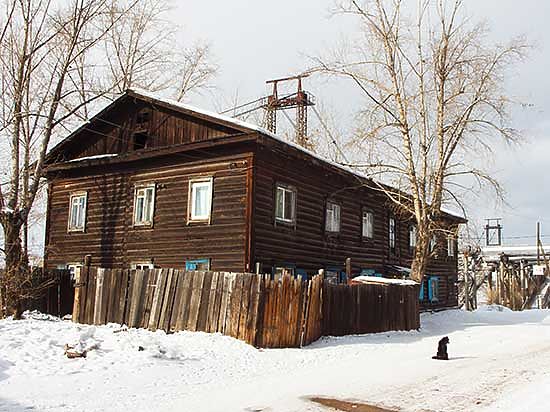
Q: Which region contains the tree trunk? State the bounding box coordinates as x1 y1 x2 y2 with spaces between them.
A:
411 226 430 283
1 214 25 319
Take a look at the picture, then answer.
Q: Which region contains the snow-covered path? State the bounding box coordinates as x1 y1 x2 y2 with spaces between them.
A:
0 307 549 412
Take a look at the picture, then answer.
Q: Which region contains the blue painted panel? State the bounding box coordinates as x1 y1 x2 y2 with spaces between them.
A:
186 259 209 271
419 281 425 301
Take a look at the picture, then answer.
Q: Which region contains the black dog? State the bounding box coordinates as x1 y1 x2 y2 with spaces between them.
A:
432 336 450 360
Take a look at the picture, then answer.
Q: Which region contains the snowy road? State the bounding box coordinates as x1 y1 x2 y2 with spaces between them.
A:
0 307 549 412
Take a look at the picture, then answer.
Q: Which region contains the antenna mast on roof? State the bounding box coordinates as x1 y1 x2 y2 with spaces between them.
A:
265 74 315 148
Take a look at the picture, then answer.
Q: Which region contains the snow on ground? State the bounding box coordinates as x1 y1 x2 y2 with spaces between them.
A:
0 307 549 412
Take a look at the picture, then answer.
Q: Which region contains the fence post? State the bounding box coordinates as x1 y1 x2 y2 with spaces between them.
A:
72 267 81 322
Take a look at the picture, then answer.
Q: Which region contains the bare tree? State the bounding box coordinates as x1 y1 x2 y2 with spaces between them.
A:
312 0 527 281
0 0 218 318
100 0 216 101
0 0 137 318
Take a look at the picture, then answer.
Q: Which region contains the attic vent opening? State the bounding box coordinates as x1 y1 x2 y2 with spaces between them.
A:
136 109 151 126
133 132 149 150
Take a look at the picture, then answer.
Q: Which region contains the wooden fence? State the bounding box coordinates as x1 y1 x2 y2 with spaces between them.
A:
73 268 418 348
322 282 420 336
1 268 74 317
74 268 323 347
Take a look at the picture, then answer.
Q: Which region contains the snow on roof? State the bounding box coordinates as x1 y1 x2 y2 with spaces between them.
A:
68 153 118 163
351 276 418 286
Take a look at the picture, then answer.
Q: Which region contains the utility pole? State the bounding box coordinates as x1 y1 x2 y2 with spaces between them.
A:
463 250 470 311
265 74 315 148
537 222 541 264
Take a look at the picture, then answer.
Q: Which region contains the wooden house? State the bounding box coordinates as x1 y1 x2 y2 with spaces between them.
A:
43 89 466 309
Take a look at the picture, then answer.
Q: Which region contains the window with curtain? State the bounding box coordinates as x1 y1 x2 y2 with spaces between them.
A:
362 210 374 238
325 202 341 233
68 192 87 232
133 184 155 226
275 184 296 224
189 178 213 221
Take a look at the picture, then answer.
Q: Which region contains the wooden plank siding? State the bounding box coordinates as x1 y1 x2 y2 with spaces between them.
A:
251 142 460 309
45 152 252 272
54 98 242 163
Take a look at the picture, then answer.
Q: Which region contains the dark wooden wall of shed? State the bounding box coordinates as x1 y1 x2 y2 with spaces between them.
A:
251 142 459 308
45 151 252 272
60 99 241 162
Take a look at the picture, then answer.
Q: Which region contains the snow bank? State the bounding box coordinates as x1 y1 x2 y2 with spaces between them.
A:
1 308 549 412
351 275 418 286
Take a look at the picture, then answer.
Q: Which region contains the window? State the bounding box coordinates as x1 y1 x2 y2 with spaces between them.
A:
133 132 148 150
429 235 437 253
428 276 440 302
186 258 210 271
447 235 456 257
275 184 296 224
325 202 341 233
66 263 82 275
362 210 374 238
131 262 154 270
273 266 295 279
133 184 155 226
66 263 83 282
389 217 396 250
188 178 213 222
409 225 417 249
68 192 87 232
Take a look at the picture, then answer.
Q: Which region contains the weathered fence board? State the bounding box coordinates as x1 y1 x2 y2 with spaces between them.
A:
73 269 419 348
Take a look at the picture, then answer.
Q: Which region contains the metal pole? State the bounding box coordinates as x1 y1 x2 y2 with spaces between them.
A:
464 252 470 311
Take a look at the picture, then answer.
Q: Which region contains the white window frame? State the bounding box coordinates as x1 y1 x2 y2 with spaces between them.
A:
66 263 83 282
409 225 417 249
389 217 396 250
274 184 297 224
325 201 341 233
362 210 374 239
273 266 295 279
447 235 456 257
133 183 156 227
67 192 87 233
430 234 437 253
131 262 154 270
188 177 213 223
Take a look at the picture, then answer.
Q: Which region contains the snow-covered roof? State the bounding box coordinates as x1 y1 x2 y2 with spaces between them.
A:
351 276 418 286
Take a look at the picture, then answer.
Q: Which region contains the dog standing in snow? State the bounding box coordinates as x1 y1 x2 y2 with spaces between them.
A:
432 336 450 360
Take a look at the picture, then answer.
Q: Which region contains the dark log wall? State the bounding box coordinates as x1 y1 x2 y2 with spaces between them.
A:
251 142 459 308
252 144 389 272
58 99 241 162
45 152 252 272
